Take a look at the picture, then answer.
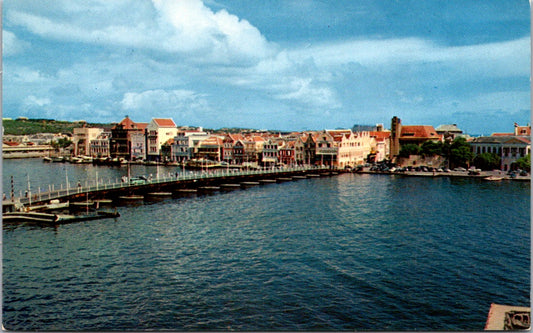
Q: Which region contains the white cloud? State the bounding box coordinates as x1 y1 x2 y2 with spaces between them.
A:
121 89 210 112
6 0 275 65
276 78 340 108
8 66 47 83
2 30 30 56
23 95 51 108
287 36 530 77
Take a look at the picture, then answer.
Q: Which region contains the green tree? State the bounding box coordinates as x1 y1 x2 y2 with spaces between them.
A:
473 153 501 170
420 140 443 157
514 154 531 171
399 144 421 158
449 137 473 169
51 137 73 149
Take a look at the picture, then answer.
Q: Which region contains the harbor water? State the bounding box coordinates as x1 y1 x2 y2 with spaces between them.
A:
2 159 530 330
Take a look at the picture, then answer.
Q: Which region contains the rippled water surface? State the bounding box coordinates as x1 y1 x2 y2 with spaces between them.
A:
3 160 530 330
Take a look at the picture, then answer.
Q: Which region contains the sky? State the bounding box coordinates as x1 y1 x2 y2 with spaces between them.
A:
2 0 531 134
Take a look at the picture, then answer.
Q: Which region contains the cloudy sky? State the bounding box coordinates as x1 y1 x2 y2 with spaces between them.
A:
3 0 530 134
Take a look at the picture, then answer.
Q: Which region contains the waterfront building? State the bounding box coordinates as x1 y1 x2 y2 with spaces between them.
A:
315 131 337 166
130 130 147 161
303 133 317 165
325 129 374 168
262 138 281 166
294 136 306 165
146 118 178 161
369 125 391 163
89 131 111 158
110 116 146 160
390 116 442 163
233 140 245 165
222 133 244 165
241 135 265 166
72 127 104 156
171 129 209 163
197 135 225 161
2 142 55 159
279 140 296 166
470 123 531 171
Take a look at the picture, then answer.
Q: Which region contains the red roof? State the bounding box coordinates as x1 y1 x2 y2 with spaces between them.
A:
201 136 224 146
491 132 514 137
400 126 440 139
152 118 176 127
113 117 147 130
226 134 244 142
118 116 136 129
370 131 391 140
136 123 148 130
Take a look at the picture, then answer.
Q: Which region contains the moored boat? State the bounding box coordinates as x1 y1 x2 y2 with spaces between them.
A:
3 210 120 224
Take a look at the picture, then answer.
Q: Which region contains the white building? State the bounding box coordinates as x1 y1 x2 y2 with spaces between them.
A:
73 127 104 156
146 118 177 161
171 130 209 162
89 131 111 157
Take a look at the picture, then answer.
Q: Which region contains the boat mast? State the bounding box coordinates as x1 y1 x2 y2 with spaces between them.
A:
26 173 32 206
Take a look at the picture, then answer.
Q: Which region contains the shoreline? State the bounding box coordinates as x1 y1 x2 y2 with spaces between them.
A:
355 169 531 181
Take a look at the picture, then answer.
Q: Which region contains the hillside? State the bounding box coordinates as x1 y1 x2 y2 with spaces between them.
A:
2 118 113 135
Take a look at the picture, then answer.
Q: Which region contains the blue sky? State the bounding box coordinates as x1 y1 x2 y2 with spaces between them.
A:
2 0 530 134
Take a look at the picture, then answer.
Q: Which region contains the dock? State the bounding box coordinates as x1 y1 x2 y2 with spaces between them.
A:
485 303 530 330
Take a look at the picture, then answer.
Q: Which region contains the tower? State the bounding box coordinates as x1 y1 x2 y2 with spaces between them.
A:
390 116 402 161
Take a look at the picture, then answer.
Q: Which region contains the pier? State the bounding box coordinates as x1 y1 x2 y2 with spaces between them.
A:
3 166 338 210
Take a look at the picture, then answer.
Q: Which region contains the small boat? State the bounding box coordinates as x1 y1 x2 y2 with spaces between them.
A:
42 157 52 162
484 176 503 181
80 156 93 163
26 200 70 212
3 211 60 223
51 157 65 162
2 210 120 224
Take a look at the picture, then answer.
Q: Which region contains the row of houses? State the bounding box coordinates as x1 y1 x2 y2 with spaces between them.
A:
70 116 530 170
72 116 391 168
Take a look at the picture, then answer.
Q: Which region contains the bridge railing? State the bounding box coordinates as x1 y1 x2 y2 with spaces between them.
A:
15 165 327 205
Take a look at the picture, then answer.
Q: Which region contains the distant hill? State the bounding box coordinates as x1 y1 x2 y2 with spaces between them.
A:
351 124 377 132
2 118 113 135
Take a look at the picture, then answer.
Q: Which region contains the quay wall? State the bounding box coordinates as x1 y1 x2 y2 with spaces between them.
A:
357 169 530 181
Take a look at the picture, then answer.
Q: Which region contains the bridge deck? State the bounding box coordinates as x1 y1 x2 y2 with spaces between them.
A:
4 166 335 208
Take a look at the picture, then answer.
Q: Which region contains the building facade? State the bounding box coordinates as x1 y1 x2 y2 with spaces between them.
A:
146 118 178 161
72 127 104 156
470 136 531 171
89 131 111 157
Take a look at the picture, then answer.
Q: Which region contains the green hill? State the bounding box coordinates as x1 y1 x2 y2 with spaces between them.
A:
2 118 113 135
